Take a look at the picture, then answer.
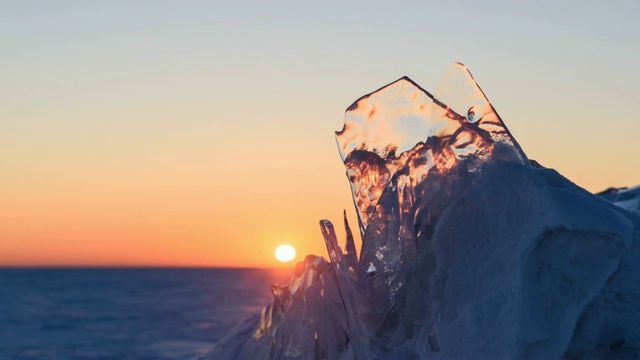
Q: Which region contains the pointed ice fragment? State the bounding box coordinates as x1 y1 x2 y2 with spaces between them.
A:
343 210 359 268
432 63 527 162
367 263 376 274
320 219 372 360
336 77 435 236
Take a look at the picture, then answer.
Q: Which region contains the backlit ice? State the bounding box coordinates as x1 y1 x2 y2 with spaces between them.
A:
202 63 640 359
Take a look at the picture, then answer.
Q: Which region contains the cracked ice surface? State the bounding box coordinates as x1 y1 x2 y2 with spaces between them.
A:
202 64 640 359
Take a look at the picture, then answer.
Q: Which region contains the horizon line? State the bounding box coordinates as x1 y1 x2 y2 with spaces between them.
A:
0 264 294 270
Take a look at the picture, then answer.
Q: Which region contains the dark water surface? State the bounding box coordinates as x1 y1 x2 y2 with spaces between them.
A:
0 268 293 359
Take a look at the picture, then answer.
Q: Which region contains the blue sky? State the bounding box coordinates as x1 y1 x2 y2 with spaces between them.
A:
2 1 639 266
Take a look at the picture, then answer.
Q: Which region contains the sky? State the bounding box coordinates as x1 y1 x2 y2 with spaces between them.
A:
1 1 639 268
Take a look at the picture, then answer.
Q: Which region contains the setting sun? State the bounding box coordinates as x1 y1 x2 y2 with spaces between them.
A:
274 245 296 263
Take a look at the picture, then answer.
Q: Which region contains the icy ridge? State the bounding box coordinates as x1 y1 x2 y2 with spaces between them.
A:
202 64 640 359
406 162 639 359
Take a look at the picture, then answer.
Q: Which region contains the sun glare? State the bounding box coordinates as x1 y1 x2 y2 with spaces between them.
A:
275 245 296 263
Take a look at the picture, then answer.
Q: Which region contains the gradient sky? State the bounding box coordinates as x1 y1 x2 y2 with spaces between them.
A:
2 1 639 267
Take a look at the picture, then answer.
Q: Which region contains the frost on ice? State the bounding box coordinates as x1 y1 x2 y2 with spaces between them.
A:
202 63 640 359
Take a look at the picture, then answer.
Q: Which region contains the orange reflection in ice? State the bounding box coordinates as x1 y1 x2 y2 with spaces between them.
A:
335 63 528 274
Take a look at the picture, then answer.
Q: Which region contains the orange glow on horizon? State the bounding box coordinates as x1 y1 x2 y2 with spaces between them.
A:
0 141 361 268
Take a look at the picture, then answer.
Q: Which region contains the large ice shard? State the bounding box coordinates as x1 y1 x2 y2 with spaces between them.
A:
336 64 529 320
202 63 640 359
336 63 527 239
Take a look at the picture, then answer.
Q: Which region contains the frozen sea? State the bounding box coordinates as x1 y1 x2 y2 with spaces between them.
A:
0 267 293 359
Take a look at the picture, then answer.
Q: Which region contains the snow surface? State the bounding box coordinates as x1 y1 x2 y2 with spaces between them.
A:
201 64 640 359
598 186 640 213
